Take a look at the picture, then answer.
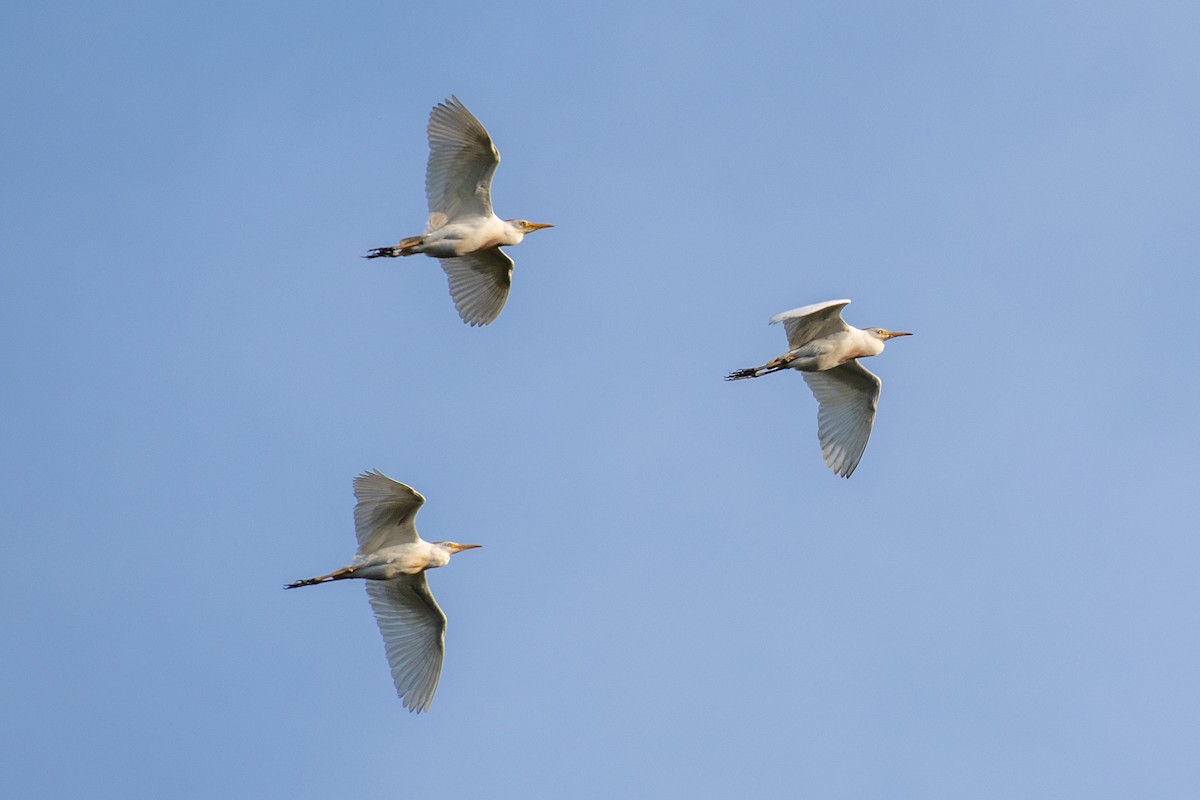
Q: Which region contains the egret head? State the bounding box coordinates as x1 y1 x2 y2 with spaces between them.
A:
513 219 554 234
438 541 483 554
869 328 912 341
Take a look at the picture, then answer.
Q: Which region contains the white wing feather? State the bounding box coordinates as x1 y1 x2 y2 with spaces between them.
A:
353 470 425 555
425 96 500 226
771 299 853 349
439 248 514 326
366 575 447 713
802 360 881 478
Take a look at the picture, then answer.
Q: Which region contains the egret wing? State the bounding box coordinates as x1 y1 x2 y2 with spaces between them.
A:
365 574 446 713
425 96 500 227
771 299 853 349
353 470 425 555
439 248 514 326
802 360 881 478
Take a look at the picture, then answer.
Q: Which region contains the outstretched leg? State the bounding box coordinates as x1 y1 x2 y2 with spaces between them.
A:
364 234 424 259
284 565 358 589
725 355 792 381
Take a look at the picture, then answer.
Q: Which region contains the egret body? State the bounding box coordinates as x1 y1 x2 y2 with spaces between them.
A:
365 96 552 326
286 470 481 712
727 299 911 477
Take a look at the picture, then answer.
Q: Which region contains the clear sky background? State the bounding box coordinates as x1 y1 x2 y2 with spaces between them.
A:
3 1 1199 797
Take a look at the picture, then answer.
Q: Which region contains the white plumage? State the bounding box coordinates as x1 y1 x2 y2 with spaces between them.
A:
286 470 481 713
727 300 911 478
366 96 553 326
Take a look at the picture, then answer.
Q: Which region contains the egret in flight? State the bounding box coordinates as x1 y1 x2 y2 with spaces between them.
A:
286 470 481 713
365 96 553 326
726 300 911 477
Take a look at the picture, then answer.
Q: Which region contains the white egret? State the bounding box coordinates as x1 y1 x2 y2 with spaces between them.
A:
286 470 481 713
365 96 553 326
726 300 911 478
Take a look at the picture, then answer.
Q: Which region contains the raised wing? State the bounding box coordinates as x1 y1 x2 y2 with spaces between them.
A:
439 248 514 326
771 299 853 350
353 470 425 555
425 96 500 227
802 360 881 478
365 574 447 713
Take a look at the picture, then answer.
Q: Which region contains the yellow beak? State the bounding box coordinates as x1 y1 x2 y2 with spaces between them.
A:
884 330 912 339
524 222 554 231
454 543 483 552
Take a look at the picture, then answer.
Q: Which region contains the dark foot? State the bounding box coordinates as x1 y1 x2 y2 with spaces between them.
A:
284 577 324 589
725 368 759 381
364 246 400 259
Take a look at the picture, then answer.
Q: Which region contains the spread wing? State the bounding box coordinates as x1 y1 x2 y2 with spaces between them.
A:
353 470 425 555
802 360 881 478
771 300 853 349
365 574 447 713
425 96 500 227
439 248 514 326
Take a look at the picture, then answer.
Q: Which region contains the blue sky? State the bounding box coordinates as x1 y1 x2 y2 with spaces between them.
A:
3 1 1199 797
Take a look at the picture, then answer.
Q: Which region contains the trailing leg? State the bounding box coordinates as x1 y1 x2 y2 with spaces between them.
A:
725 355 792 381
363 234 424 259
284 565 358 589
